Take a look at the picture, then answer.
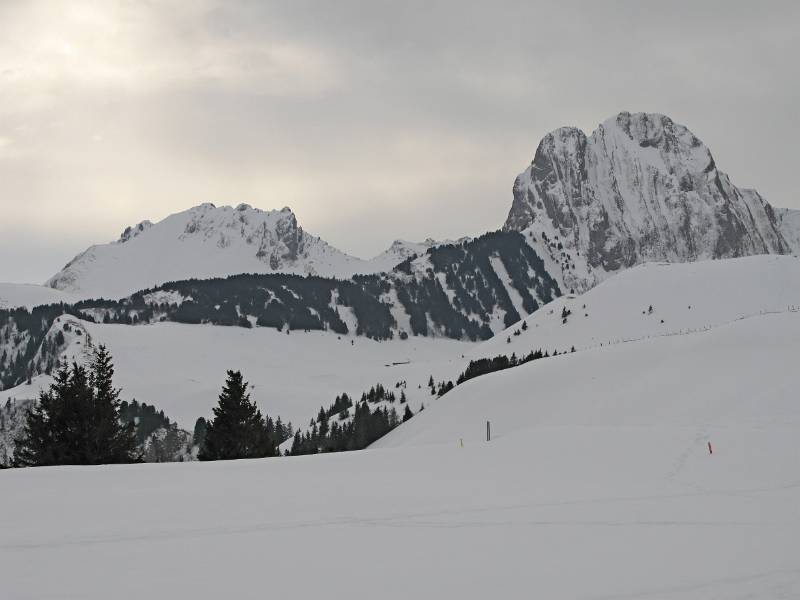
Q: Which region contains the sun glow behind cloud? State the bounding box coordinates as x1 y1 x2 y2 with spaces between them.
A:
0 1 341 99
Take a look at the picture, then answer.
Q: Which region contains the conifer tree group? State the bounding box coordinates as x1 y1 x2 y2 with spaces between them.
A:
9 339 574 467
456 347 563 386
289 384 404 455
14 345 138 467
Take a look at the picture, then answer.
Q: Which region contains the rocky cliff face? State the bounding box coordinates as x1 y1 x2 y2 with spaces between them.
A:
774 207 800 255
504 112 797 291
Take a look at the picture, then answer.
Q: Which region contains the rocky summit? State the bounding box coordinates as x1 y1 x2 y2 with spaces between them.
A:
504 112 799 292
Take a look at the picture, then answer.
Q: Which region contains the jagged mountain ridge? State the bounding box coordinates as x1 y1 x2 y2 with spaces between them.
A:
41 112 800 303
45 203 455 300
505 112 799 292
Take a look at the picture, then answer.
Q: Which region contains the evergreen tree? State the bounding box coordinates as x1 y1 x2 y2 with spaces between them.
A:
88 345 138 463
14 346 138 467
199 370 275 461
193 417 208 451
402 404 414 422
14 365 71 466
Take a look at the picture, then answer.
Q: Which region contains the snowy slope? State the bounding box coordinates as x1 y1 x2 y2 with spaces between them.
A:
2 310 800 598
7 255 798 433
366 238 461 273
45 203 448 300
378 255 800 450
0 314 96 397
2 322 474 429
376 310 800 448
475 254 800 359
505 112 798 292
0 315 97 464
0 282 76 309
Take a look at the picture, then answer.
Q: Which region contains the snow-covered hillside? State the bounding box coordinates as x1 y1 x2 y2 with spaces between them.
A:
0 282 75 309
474 254 800 359
0 231 560 397
6 254 798 436
366 237 467 273
377 309 800 448
2 322 473 429
505 112 800 293
378 253 800 448
3 309 800 598
45 203 447 300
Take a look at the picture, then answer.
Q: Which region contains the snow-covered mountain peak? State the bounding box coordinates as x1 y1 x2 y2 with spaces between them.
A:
505 111 799 293
387 238 434 254
596 112 712 173
540 125 586 150
44 202 456 300
118 220 153 243
45 203 402 299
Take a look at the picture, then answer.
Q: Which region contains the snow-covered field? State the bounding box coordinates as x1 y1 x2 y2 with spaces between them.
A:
76 323 472 428
2 323 471 431
2 255 799 598
2 309 799 599
0 282 75 309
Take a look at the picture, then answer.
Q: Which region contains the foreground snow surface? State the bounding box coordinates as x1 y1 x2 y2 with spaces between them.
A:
2 310 800 599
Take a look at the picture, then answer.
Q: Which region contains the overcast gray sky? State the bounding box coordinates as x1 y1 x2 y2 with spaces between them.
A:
1 1 798 283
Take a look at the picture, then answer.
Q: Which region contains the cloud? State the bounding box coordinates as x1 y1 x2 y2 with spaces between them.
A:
0 0 798 283
0 0 342 105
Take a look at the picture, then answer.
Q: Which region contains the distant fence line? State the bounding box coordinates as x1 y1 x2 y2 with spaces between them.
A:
572 305 800 353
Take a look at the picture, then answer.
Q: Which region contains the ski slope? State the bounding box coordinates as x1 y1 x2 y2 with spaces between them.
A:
2 310 800 598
